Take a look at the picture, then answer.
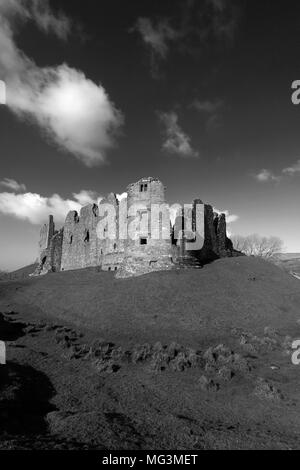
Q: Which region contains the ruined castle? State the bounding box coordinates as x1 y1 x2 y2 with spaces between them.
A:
34 177 236 278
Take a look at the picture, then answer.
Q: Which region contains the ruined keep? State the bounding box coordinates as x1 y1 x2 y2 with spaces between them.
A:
34 177 237 278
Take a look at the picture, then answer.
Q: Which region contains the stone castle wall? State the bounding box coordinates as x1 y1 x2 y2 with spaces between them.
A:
34 177 237 278
61 204 99 271
99 193 126 271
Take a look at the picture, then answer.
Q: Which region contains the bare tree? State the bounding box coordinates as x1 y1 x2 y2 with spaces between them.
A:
231 234 283 259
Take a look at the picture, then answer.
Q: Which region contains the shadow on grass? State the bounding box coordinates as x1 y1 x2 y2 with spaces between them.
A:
0 362 57 435
0 312 26 341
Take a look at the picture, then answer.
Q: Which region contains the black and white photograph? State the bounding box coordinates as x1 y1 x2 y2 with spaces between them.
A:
0 0 300 456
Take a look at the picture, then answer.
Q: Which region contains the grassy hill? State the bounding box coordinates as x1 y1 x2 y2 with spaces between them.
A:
1 256 300 449
272 253 300 278
0 263 37 281
4 256 300 346
0 271 8 281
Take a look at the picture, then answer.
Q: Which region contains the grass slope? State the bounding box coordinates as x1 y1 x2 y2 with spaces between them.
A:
1 256 300 449
2 256 300 347
0 263 37 281
274 253 300 277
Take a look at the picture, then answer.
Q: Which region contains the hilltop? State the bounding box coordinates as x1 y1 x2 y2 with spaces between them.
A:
272 253 300 278
3 256 300 345
0 263 38 281
1 256 300 449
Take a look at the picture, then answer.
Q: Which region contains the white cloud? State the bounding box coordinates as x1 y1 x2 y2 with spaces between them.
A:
254 169 280 183
254 159 300 183
225 213 239 224
253 160 300 183
158 111 199 158
0 0 124 166
0 178 26 192
282 159 300 176
214 207 239 224
73 190 102 206
0 191 82 225
116 192 127 202
0 181 105 224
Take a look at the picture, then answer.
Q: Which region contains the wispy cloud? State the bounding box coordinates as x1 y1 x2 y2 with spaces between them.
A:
73 190 102 206
191 98 224 131
254 169 281 183
132 0 240 77
130 18 180 78
282 159 300 176
158 111 199 158
131 18 180 59
0 178 26 192
254 159 300 183
208 0 227 12
0 0 124 166
0 0 71 40
206 0 238 41
191 99 223 114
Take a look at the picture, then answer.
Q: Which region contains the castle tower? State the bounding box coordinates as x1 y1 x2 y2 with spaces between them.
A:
117 177 174 277
34 214 60 276
38 215 55 256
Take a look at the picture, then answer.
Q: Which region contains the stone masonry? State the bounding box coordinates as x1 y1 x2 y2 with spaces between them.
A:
33 177 238 278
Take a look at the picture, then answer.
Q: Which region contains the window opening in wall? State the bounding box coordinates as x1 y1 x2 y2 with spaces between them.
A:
70 235 73 244
84 230 90 242
140 183 148 192
140 237 147 245
92 204 98 217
